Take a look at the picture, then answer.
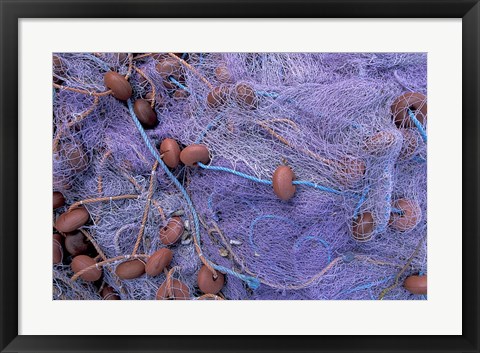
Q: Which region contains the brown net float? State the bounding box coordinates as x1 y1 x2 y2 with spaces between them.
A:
391 92 427 128
53 191 65 209
214 65 232 83
104 71 133 101
159 217 184 245
335 157 366 187
234 83 258 109
352 212 375 242
101 285 120 300
197 265 225 294
156 269 190 300
61 140 89 173
145 248 173 276
179 144 210 167
156 279 190 300
55 207 90 233
52 233 64 264
403 275 427 295
133 99 157 128
115 259 146 280
71 255 102 282
159 138 181 169
155 57 184 90
399 129 421 161
389 199 422 232
206 85 230 109
272 165 296 201
64 230 90 256
364 130 399 157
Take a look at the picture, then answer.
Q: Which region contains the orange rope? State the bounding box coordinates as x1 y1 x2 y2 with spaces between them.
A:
95 150 112 224
67 96 100 127
165 266 179 298
133 53 154 61
197 293 225 300
131 161 158 256
78 229 107 261
125 53 134 79
378 236 426 300
256 120 335 167
151 200 167 224
167 52 213 90
68 194 139 212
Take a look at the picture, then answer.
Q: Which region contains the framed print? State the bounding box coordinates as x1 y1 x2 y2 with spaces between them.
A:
1 0 479 352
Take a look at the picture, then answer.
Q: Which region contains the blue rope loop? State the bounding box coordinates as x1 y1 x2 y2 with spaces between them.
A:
293 235 332 263
127 99 260 290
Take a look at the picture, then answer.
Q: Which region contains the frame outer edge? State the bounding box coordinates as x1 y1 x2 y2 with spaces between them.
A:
462 1 480 352
0 0 4 349
0 1 20 352
1 0 479 352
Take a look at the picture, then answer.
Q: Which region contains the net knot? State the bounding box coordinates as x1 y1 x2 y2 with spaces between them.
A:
342 252 355 263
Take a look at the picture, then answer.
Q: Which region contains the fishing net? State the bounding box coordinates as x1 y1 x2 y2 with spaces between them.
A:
52 52 427 300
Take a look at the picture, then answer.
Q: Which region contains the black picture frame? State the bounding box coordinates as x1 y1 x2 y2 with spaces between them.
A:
1 0 479 352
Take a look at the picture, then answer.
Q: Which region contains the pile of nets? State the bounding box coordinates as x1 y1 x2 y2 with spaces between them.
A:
52 52 427 300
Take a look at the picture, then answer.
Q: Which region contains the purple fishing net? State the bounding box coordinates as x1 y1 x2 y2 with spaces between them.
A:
53 52 427 300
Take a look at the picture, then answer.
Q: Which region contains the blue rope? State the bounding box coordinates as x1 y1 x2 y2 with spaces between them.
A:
197 163 273 185
197 163 346 196
168 76 192 94
353 185 370 219
198 162 404 219
293 235 332 263
168 76 192 93
292 180 343 195
249 215 298 253
127 99 260 290
195 114 224 144
391 207 403 215
408 108 427 143
412 155 427 163
81 53 113 72
256 90 279 98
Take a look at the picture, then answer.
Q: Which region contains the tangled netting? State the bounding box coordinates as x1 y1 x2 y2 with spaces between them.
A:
53 52 427 300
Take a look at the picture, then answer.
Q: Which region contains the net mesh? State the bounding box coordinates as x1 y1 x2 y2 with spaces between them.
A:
53 52 427 300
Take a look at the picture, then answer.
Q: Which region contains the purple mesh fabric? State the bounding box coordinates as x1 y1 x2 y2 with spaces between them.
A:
53 53 427 300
